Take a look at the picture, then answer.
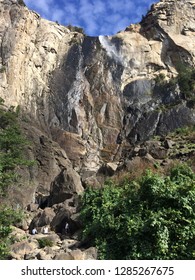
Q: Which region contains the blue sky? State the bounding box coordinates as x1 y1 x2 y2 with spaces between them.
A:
24 0 158 36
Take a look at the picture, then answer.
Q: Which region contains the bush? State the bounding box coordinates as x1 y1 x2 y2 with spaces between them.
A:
0 206 23 259
38 238 53 248
155 73 166 85
177 65 195 99
0 66 6 73
80 165 195 259
174 126 195 136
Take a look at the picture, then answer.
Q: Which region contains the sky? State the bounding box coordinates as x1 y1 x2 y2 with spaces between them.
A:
24 0 158 36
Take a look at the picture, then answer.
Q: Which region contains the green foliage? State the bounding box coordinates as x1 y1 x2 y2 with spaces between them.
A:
38 238 53 248
154 64 195 100
80 165 195 259
177 65 195 99
0 100 31 258
0 206 23 259
174 126 195 136
0 66 6 73
0 102 33 196
0 101 34 258
155 73 166 85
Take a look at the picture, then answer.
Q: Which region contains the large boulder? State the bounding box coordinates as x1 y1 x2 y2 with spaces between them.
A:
10 240 37 260
49 168 84 206
145 140 168 159
29 208 56 231
54 247 97 260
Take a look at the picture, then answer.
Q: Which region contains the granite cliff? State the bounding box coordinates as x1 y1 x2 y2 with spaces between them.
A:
0 0 195 259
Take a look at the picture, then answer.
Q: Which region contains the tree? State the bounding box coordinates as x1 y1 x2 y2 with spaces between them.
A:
0 100 32 196
80 165 195 259
0 99 32 259
177 64 195 99
0 206 22 259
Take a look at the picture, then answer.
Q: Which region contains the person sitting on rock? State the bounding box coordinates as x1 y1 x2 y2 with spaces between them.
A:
43 226 49 234
32 228 37 235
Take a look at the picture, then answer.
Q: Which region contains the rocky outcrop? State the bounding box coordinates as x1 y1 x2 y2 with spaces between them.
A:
9 227 97 260
0 0 195 259
1 1 195 175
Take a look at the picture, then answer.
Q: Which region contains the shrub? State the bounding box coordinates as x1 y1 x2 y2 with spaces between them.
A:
155 73 166 85
174 126 195 136
80 165 195 259
0 206 23 259
0 66 6 73
177 65 195 99
38 238 53 248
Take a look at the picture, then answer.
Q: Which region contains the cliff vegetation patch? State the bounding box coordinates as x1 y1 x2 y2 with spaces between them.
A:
0 98 33 259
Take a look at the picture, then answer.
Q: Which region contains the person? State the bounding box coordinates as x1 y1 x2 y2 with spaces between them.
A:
65 222 69 234
43 226 48 234
32 228 37 235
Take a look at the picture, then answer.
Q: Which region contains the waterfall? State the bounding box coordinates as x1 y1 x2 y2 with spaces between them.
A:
99 35 123 64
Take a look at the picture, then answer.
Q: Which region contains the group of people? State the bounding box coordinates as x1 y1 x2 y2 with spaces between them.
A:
31 226 49 235
31 222 70 235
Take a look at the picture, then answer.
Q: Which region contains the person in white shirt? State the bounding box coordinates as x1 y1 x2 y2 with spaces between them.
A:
43 226 48 234
65 222 69 234
32 228 37 235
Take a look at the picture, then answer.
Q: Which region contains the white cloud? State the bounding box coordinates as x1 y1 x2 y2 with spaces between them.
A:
92 0 106 15
108 0 135 14
105 14 123 24
51 9 65 23
63 3 77 15
24 0 158 36
25 0 54 16
85 19 99 35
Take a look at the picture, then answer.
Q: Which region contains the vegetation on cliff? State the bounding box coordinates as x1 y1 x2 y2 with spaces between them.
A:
177 64 195 100
0 98 32 259
81 164 195 260
0 98 33 196
0 206 23 259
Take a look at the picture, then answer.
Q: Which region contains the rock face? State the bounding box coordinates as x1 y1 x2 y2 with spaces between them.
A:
1 1 195 175
0 0 195 259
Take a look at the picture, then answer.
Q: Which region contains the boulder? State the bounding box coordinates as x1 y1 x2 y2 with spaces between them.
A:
10 241 36 259
54 248 97 260
98 162 118 177
164 139 176 149
83 247 98 260
10 227 27 243
106 162 118 174
54 252 74 260
29 208 56 231
49 168 84 206
82 175 102 188
36 251 52 260
27 203 39 212
145 141 168 159
61 239 78 250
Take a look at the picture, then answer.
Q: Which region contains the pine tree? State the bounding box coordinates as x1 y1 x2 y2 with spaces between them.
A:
0 99 32 196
